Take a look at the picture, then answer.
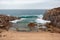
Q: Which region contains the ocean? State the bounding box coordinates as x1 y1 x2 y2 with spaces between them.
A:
0 9 47 31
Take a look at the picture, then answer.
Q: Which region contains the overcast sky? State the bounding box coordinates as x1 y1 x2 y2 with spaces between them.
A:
0 0 60 9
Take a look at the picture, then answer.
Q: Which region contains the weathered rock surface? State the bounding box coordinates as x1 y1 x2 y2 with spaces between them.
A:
43 7 60 33
0 14 20 31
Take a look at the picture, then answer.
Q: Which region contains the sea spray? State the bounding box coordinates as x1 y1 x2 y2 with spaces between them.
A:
35 15 51 24
9 18 26 23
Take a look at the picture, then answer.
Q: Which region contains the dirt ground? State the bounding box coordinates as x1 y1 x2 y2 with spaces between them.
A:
0 30 60 40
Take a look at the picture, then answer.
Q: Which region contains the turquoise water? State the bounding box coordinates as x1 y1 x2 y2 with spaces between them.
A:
16 18 37 27
0 9 46 30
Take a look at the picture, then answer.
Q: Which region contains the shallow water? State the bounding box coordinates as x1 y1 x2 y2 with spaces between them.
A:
9 17 37 31
0 9 46 31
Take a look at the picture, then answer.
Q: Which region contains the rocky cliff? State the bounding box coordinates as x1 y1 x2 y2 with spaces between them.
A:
0 14 20 31
43 7 60 33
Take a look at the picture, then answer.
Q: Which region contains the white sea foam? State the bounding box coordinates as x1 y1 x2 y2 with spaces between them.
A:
7 14 10 16
9 18 25 23
35 15 51 25
37 15 43 18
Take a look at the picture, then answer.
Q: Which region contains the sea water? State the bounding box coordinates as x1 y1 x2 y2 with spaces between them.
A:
0 9 46 31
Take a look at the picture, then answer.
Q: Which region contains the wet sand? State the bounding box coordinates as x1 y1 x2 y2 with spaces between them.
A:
0 30 60 40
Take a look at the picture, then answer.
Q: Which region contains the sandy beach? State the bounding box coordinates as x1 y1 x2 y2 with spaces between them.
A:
0 30 60 40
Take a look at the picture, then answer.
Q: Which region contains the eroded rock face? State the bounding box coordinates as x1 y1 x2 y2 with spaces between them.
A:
0 14 20 31
43 7 60 33
43 7 60 28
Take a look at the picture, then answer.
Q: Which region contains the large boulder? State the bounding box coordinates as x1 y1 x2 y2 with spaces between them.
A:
43 7 60 33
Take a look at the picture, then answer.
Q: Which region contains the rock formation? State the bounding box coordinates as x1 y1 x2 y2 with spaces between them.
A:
43 7 60 33
0 14 20 31
28 23 37 31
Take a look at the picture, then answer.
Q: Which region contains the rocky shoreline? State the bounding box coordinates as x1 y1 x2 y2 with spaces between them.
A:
0 14 20 32
43 7 60 33
0 7 60 33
